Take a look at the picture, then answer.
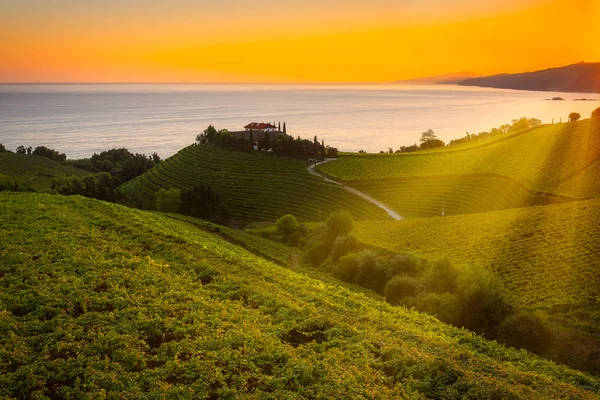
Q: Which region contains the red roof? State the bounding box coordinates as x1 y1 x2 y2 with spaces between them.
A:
244 122 277 130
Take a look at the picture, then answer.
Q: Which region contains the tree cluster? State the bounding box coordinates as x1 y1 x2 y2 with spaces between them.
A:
196 125 336 160
593 107 600 119
156 185 229 225
52 172 119 202
68 148 161 183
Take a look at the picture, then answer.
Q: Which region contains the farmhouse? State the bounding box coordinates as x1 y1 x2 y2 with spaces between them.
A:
231 122 290 150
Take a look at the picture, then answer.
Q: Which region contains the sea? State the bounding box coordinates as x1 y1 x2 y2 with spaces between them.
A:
1 83 598 159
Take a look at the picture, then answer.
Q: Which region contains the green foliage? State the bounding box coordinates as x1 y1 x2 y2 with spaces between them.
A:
419 129 445 149
355 251 387 293
384 275 422 305
329 234 360 262
497 312 554 354
1 193 599 398
276 214 299 236
53 172 119 202
303 241 332 267
424 257 460 293
179 185 228 224
0 143 7 152
388 254 422 277
31 145 66 162
120 145 387 222
327 211 354 237
412 292 463 326
156 188 182 213
592 107 600 118
332 253 360 283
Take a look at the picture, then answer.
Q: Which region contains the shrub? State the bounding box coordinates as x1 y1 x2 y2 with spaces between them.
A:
156 188 182 213
413 292 462 326
569 112 581 122
32 146 66 162
497 312 553 354
303 241 331 267
455 266 513 337
329 234 360 262
333 253 360 283
592 107 600 119
0 143 8 152
384 275 421 305
276 214 300 237
355 251 387 293
327 211 353 237
388 254 422 277
424 257 460 293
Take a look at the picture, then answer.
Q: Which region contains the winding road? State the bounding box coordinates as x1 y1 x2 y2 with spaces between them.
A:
308 159 403 220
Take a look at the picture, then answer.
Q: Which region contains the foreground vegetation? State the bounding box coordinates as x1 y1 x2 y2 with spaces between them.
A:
1 193 599 398
120 145 388 223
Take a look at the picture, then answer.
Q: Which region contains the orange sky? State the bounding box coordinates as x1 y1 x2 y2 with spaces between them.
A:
1 0 598 82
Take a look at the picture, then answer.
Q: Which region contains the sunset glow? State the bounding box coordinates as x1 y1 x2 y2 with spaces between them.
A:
1 0 598 82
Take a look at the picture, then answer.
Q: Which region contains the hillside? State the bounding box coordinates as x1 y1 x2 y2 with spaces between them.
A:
120 144 388 222
393 71 481 85
354 199 600 325
1 193 600 398
0 152 90 190
459 62 600 93
318 119 600 199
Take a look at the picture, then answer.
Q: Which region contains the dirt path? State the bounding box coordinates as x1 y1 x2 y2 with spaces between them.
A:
308 159 403 220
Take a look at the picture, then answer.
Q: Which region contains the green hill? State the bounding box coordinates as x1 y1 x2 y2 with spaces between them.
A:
319 119 600 199
0 152 91 190
119 144 388 222
1 193 600 398
353 199 600 328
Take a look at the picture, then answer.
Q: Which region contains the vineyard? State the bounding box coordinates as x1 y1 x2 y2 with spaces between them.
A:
119 145 388 222
318 119 600 198
344 174 573 218
0 152 90 190
353 198 600 316
1 192 600 398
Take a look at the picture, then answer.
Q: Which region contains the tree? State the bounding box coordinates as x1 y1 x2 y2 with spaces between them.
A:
0 143 7 152
276 214 299 237
264 132 271 151
16 146 26 154
26 146 32 155
278 121 281 131
420 129 445 149
592 108 600 118
249 130 255 150
283 122 287 134
327 211 353 237
569 112 581 122
156 188 182 213
151 152 161 164
420 129 437 143
32 146 66 162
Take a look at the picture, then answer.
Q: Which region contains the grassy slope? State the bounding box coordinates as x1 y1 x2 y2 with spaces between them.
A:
1 193 599 399
319 119 600 198
119 145 388 222
344 174 573 218
0 152 90 190
354 199 600 313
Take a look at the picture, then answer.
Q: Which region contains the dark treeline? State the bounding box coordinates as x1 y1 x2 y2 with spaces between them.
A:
67 148 161 183
448 117 542 147
196 125 338 159
155 186 230 225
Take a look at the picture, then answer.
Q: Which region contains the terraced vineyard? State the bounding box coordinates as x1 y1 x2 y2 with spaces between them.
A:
354 199 600 310
120 145 388 222
2 192 600 398
344 174 573 218
0 152 90 190
319 119 600 198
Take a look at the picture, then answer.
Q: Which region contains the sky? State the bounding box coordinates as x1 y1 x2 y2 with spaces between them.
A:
0 0 598 82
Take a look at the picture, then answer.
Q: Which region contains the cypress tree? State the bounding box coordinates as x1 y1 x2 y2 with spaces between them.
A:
249 130 255 151
283 122 287 134
278 121 281 131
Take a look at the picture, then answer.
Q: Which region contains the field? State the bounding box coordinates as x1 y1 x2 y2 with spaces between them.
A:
344 174 573 218
353 199 600 326
119 144 388 222
1 192 600 398
319 119 600 198
0 152 90 190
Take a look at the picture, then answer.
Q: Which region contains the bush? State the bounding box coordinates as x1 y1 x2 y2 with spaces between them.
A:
156 188 182 213
355 251 387 293
569 112 581 122
303 241 331 267
329 234 360 262
333 253 360 283
413 292 462 326
0 143 8 152
388 254 422 277
327 211 353 237
497 312 553 354
276 214 299 236
455 266 513 337
384 275 421 305
32 146 66 162
424 257 460 293
592 107 600 119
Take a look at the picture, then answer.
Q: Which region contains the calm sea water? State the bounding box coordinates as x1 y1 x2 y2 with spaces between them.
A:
0 83 598 159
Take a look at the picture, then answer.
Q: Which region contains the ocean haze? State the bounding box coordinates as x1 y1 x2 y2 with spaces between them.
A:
0 83 598 159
